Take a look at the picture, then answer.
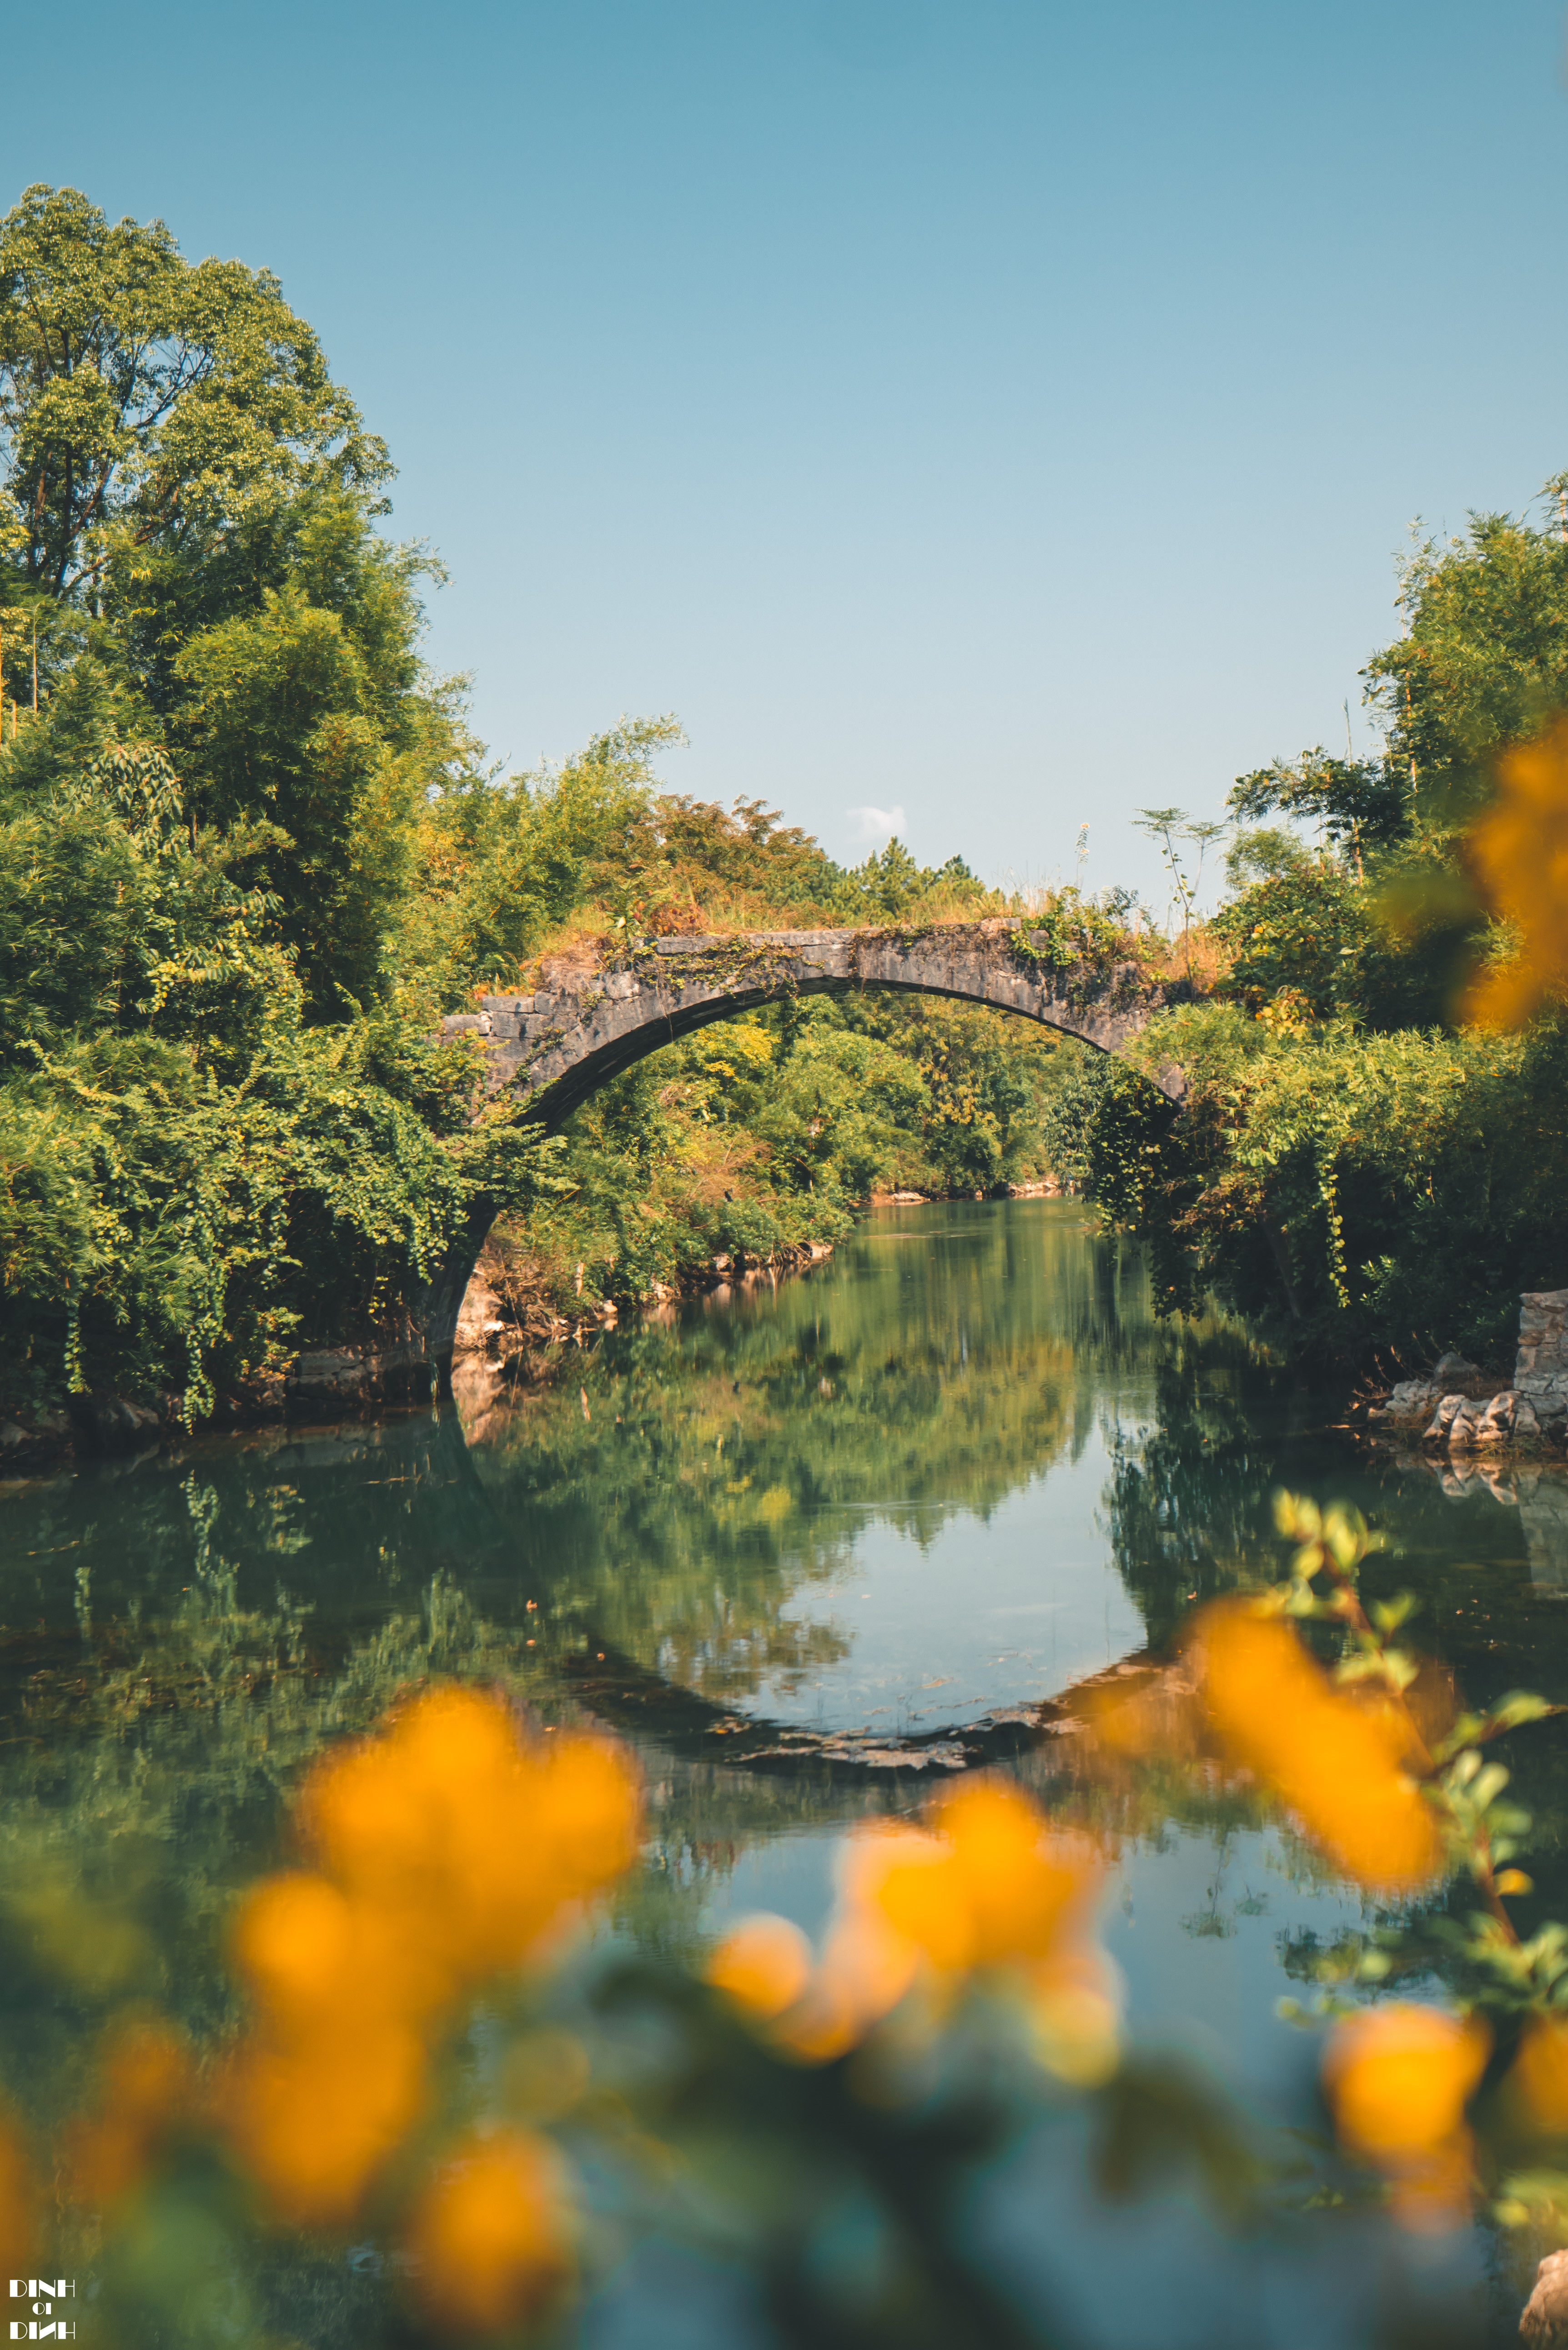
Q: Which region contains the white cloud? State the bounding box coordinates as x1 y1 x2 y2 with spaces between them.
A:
846 803 906 847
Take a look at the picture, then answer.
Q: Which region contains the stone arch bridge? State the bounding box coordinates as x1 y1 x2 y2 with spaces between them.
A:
414 920 1181 1361
290 922 1183 1406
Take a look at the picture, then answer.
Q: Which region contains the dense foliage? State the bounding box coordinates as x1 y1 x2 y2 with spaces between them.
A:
0 190 543 1421
1051 1012 1568 1370
1053 501 1568 1374
5 178 1567 1414
0 188 1091 1422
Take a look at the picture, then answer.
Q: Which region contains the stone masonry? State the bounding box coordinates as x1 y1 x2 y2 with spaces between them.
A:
420 920 1178 1361
442 922 1178 1132
1518 1290 1568 1428
1375 1290 1568 1456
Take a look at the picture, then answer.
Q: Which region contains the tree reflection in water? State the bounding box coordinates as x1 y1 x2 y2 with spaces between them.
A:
3 1202 1568 2341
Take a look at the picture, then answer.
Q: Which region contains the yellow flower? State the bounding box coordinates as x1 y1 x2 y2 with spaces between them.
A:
1197 1603 1442 1892
865 1781 1101 1974
1323 2004 1489 2228
1462 714 1568 1028
228 2020 429 2227
304 1688 642 1980
403 2129 574 2333
707 1779 1115 2078
707 1914 814 2020
227 1687 642 2222
1506 2015 1568 2135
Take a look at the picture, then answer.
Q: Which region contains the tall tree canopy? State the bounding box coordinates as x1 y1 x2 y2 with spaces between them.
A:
0 183 387 602
0 186 454 1012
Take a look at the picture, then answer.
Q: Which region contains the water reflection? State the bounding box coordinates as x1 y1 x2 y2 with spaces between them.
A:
3 1203 1568 2345
461 1203 1242 1729
1386 1454 1568 1593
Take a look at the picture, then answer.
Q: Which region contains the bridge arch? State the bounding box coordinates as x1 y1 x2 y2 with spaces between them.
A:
425 920 1181 1357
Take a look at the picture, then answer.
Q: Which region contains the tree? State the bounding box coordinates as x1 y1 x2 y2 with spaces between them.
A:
653 792 843 913
840 839 988 922
1365 503 1568 836
1210 861 1371 1026
1226 751 1408 874
167 581 418 1009
400 719 683 1006
1222 826 1311 891
0 188 467 1015
0 184 387 604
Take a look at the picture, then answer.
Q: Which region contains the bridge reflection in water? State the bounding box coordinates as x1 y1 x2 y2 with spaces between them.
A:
3 1201 1568 2347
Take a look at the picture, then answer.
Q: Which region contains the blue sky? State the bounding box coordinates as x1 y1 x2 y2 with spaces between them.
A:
9 0 1568 905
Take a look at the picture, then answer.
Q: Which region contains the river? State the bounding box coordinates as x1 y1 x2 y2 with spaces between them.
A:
3 1199 1565 2345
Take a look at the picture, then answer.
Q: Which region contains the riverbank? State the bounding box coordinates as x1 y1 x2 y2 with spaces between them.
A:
1354 1288 1568 1461
450 1177 1074 1396
0 1230 846 1472
456 1229 837 1351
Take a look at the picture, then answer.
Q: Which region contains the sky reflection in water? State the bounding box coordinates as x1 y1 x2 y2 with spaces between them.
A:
3 1200 1566 2343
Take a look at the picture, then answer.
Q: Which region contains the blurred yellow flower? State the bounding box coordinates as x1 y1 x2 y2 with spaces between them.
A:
403 2129 574 2334
1506 2015 1568 2135
227 1686 641 2223
62 2021 195 2208
304 1686 642 1981
707 1779 1116 2079
1462 714 1568 1029
1197 1603 1442 1892
922 1780 1099 1968
1323 2004 1489 2228
769 1904 924 2066
707 1914 814 2020
230 2021 428 2228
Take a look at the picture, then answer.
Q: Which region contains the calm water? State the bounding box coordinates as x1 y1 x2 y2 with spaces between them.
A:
4 1199 1568 2345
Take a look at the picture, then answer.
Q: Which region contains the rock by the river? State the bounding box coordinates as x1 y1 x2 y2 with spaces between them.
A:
1388 1291 1568 1459
1522 2248 1568 2343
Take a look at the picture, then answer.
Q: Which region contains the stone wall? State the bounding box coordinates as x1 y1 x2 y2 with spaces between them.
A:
448 923 1176 1131
1517 1290 1568 1427
1373 1288 1568 1456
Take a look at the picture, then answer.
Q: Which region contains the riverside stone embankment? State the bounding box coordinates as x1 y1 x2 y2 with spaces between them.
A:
1366 1290 1568 1458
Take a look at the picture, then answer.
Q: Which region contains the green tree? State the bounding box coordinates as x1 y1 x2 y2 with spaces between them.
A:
166 578 420 1009
0 187 461 1016
0 741 287 1064
1209 860 1372 1025
400 718 684 1006
0 183 386 603
754 1017 931 1198
0 190 563 1411
1366 507 1568 837
652 791 845 915
1227 749 1408 872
